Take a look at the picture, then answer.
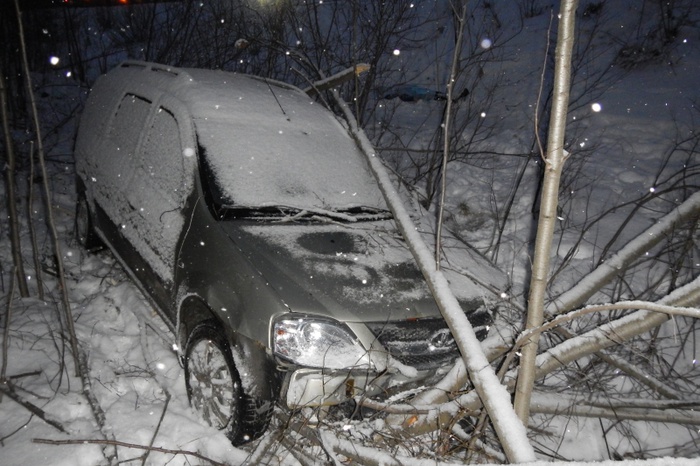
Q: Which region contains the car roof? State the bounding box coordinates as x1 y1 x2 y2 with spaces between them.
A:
107 60 314 122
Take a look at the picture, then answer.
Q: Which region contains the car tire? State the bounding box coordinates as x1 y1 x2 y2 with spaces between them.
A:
184 323 271 445
75 193 102 251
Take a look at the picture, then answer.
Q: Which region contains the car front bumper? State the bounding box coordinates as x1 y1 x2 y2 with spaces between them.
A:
282 366 445 408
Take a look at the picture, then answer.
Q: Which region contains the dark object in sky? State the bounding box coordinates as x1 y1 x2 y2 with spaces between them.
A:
382 84 469 102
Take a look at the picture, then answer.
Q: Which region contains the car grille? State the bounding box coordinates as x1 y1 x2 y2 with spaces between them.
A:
366 311 490 371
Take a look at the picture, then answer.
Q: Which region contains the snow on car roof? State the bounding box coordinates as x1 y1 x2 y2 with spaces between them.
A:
118 62 386 211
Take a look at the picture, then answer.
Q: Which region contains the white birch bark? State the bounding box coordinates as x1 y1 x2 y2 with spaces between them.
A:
514 0 579 423
330 91 536 463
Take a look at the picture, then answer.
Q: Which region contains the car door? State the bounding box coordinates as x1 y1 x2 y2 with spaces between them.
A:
125 105 187 293
95 93 151 233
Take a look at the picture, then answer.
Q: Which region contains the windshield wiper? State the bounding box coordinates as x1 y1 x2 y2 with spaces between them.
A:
222 205 391 223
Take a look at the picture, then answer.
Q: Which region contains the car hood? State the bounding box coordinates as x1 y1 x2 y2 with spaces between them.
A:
221 220 503 323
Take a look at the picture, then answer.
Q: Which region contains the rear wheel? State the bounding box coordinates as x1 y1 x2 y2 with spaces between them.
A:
75 193 102 250
184 323 271 444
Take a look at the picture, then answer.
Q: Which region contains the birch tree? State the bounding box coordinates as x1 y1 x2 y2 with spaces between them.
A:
514 0 579 423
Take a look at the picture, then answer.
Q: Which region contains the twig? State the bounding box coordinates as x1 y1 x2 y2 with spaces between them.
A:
141 391 170 466
0 62 29 297
515 300 700 350
534 9 555 161
243 431 282 465
27 140 45 300
9 370 42 380
32 438 227 466
1 266 17 401
77 349 117 462
0 381 67 433
436 1 468 271
0 415 33 444
13 0 82 369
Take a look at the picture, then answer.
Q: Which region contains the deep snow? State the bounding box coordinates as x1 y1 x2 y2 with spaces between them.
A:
1 1 699 465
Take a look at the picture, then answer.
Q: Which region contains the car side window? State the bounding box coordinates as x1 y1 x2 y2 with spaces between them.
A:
138 107 184 205
110 94 152 163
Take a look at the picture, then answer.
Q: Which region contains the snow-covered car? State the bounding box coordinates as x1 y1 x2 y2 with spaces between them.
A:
73 61 502 444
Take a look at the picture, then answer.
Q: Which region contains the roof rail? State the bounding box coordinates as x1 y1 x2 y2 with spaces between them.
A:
118 60 192 82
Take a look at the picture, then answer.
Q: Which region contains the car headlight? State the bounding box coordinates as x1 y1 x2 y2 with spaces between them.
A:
273 316 372 370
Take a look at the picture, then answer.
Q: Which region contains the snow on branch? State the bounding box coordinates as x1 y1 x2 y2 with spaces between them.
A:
546 191 700 316
533 274 700 379
328 90 535 463
517 300 700 347
530 392 700 426
379 275 700 437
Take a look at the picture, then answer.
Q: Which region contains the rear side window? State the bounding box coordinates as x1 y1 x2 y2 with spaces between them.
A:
110 94 152 157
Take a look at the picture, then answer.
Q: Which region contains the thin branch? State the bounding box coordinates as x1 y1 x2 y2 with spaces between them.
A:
0 64 29 297
141 391 171 466
1 267 17 402
530 392 700 426
546 190 700 316
26 141 45 300
533 275 700 381
13 0 81 368
534 9 555 161
0 382 67 433
516 300 700 349
77 349 116 462
32 438 226 466
436 2 467 270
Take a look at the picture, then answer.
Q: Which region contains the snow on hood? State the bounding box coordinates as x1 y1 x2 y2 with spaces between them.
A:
224 220 487 323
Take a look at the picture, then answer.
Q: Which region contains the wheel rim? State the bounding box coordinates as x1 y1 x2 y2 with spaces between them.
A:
187 339 238 430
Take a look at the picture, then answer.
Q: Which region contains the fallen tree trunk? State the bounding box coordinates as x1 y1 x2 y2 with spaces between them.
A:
396 190 700 424
328 91 535 462
384 275 700 435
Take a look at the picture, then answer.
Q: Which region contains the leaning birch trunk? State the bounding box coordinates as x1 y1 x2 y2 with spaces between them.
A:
329 90 536 463
514 0 579 423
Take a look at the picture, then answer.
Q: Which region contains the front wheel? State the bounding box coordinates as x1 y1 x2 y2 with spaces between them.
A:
184 323 269 444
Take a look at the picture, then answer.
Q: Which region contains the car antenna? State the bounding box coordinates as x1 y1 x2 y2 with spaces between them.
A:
264 78 287 118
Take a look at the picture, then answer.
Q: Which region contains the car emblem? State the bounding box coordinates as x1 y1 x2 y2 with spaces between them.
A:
429 328 455 350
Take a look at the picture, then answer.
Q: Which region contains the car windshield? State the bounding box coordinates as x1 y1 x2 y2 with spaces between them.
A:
193 90 387 215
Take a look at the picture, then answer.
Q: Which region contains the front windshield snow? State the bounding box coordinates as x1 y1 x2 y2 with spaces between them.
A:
193 82 387 214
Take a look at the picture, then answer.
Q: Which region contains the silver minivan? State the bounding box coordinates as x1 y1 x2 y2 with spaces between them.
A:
74 61 502 444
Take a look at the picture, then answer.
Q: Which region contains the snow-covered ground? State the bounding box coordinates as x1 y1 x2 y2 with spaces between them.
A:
1 1 699 464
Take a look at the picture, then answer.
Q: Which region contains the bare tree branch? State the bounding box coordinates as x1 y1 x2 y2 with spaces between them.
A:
0 382 67 433
530 392 700 425
32 438 226 466
546 190 700 316
0 64 29 297
13 0 81 368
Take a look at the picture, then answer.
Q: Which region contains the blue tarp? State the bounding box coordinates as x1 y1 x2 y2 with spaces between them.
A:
381 84 468 102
